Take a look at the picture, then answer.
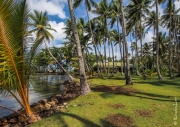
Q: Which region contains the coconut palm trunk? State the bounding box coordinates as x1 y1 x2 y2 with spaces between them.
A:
155 0 163 80
85 6 101 77
111 42 115 76
168 1 174 79
119 0 133 85
44 41 74 81
68 0 90 95
135 27 140 76
117 18 124 75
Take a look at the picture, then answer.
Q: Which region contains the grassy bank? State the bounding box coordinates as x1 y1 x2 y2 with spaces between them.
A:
31 74 180 127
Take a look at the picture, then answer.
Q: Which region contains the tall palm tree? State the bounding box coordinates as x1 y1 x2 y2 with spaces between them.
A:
154 0 166 80
68 0 90 95
119 0 133 85
109 0 124 75
92 0 112 74
126 0 151 74
73 0 101 77
28 10 74 81
161 0 180 78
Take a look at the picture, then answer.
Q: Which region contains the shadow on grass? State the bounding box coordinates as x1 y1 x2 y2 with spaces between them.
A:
56 112 101 127
91 85 179 102
134 78 180 88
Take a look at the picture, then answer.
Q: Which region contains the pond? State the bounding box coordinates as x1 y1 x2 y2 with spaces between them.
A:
0 74 69 118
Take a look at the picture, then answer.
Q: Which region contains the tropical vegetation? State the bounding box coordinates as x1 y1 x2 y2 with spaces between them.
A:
0 0 180 125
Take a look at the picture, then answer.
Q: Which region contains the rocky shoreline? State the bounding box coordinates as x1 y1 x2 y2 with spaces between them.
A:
0 80 81 127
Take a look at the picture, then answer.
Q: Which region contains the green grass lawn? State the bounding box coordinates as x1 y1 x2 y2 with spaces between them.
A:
31 74 180 127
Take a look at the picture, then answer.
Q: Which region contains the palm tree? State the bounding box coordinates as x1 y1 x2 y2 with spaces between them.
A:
92 0 112 74
28 10 74 81
73 0 101 77
119 0 133 85
0 0 41 120
154 0 166 80
126 0 151 74
161 0 180 78
68 0 91 95
109 0 124 75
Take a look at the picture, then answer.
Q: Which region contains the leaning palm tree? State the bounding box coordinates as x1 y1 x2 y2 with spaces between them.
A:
0 0 40 120
119 0 133 85
28 10 74 81
68 0 91 95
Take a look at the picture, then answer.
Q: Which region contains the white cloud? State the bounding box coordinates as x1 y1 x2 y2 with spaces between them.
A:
143 31 154 43
48 21 66 41
29 0 67 19
174 1 180 14
37 21 66 48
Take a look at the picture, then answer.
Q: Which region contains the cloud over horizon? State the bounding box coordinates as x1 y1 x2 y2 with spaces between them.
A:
29 0 67 19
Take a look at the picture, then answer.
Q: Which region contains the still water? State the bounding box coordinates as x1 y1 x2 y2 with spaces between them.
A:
0 74 69 118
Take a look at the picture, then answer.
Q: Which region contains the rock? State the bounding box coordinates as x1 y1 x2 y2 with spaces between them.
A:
18 115 25 123
2 125 10 127
43 99 49 103
56 94 62 97
59 105 64 108
12 123 21 127
53 106 60 112
38 100 45 105
45 103 51 110
8 118 17 123
48 101 56 106
63 102 68 106
52 97 59 103
65 105 68 109
0 122 8 126
28 114 41 124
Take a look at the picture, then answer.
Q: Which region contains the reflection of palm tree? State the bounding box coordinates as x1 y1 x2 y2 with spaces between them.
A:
29 10 74 80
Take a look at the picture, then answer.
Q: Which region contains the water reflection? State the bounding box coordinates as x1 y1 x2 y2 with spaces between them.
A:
0 74 69 118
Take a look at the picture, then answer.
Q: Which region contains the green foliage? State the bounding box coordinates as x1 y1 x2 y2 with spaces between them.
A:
0 0 32 115
144 69 157 79
160 65 167 75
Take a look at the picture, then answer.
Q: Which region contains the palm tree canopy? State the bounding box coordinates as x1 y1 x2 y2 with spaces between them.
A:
73 0 97 11
28 10 57 42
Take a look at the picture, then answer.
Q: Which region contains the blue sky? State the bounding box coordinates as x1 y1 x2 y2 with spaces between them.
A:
29 0 180 58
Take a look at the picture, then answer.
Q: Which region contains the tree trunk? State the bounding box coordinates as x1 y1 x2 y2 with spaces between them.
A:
168 1 174 79
119 0 133 85
111 42 115 76
68 0 90 95
135 27 140 76
85 5 101 77
130 32 134 74
177 29 180 76
104 37 107 74
117 18 124 75
140 13 144 75
155 0 163 80
44 42 74 81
